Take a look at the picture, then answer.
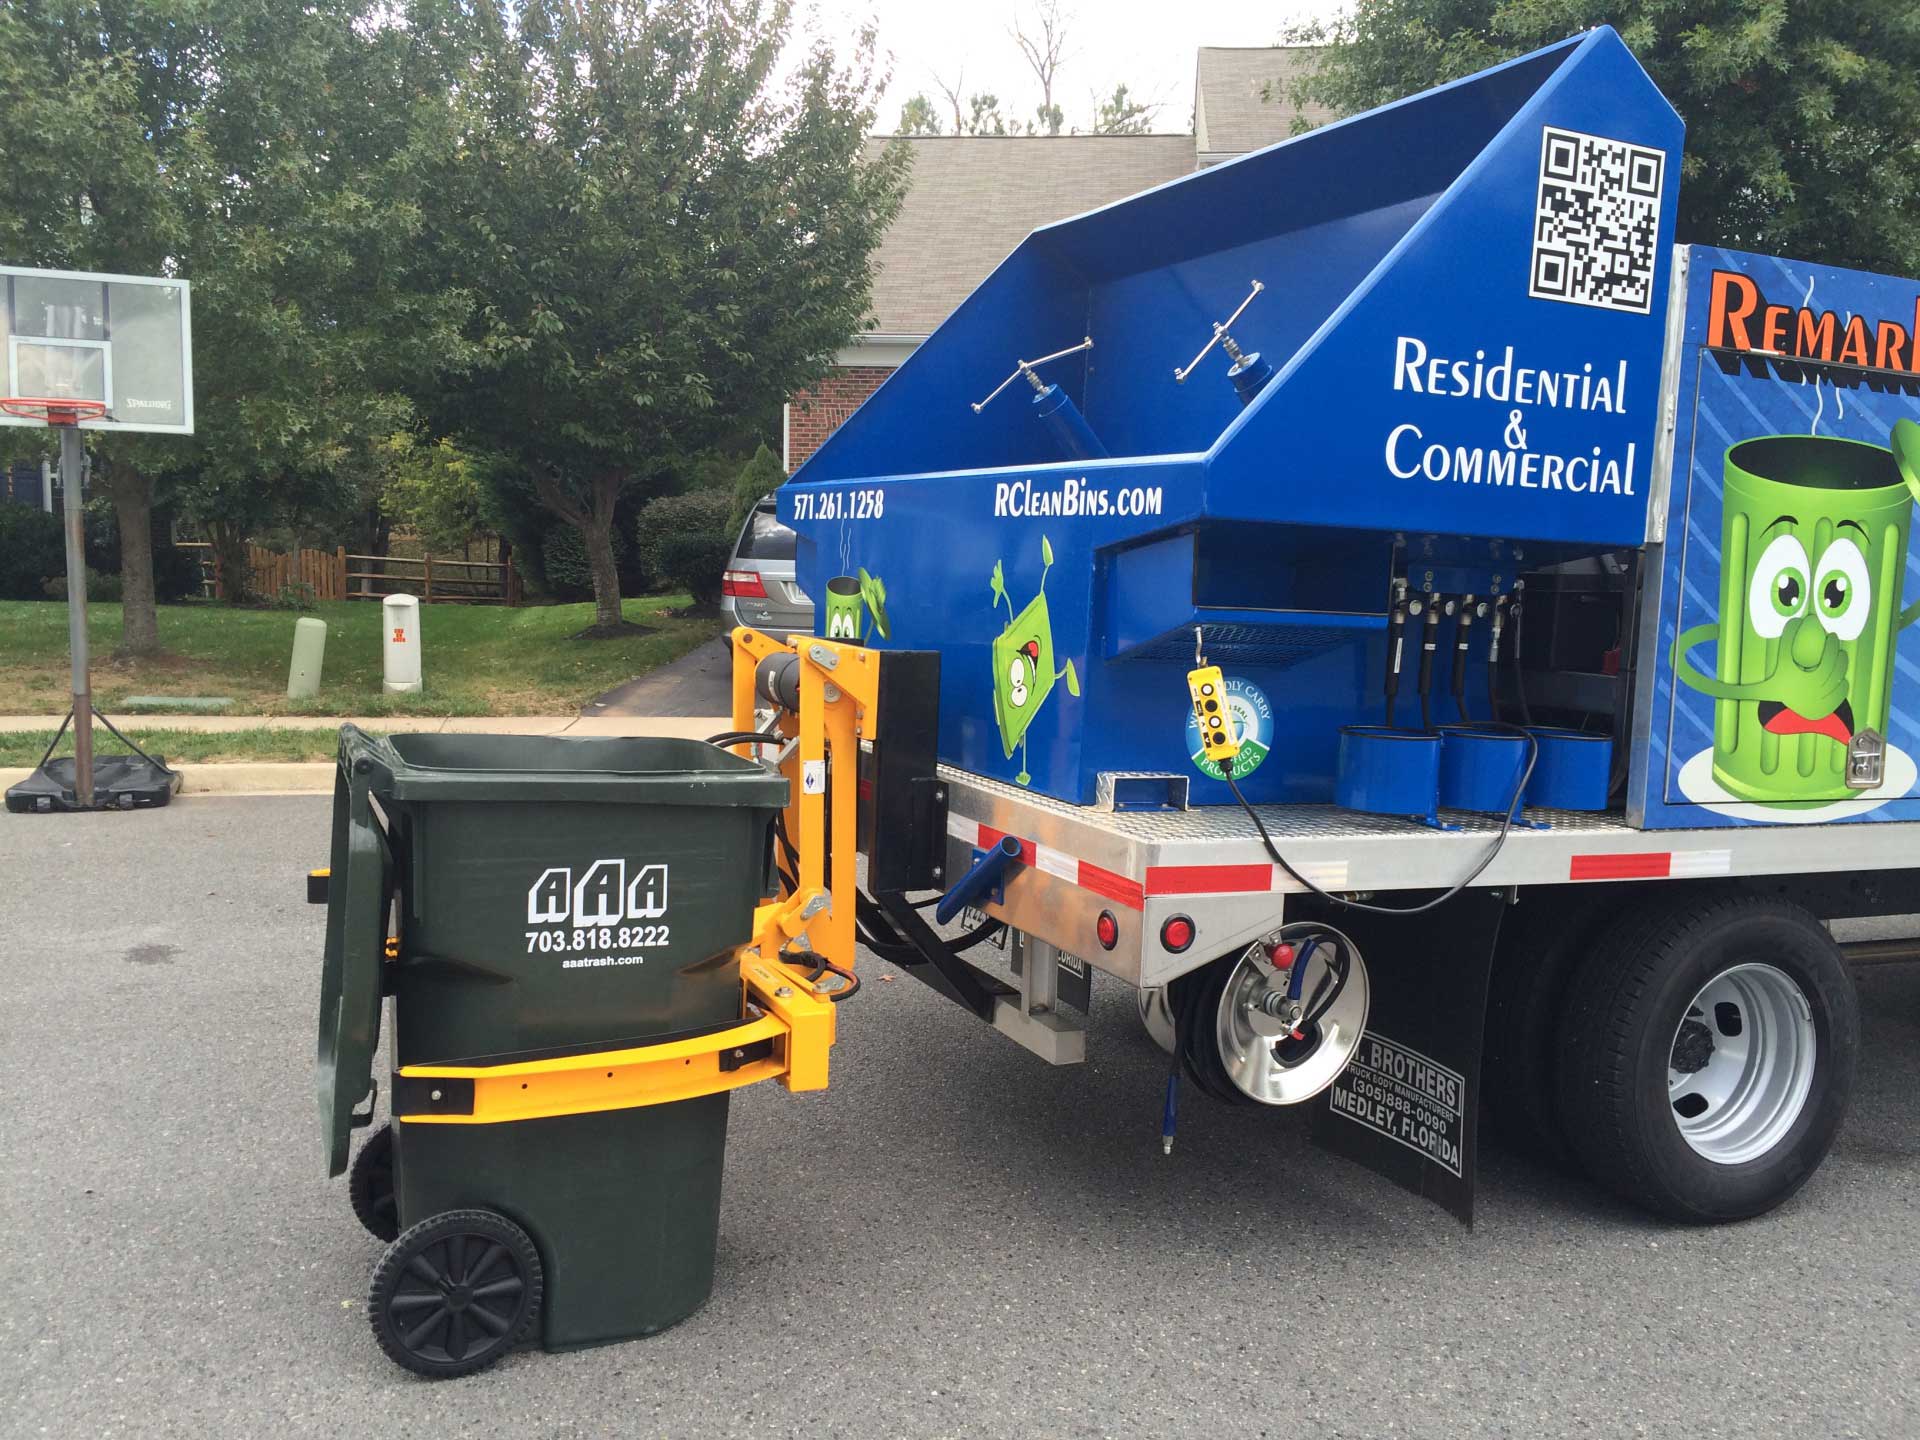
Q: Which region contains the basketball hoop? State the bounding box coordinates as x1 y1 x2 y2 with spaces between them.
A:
0 397 110 427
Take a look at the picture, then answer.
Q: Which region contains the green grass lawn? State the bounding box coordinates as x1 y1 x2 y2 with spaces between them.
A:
0 596 720 717
0 727 340 767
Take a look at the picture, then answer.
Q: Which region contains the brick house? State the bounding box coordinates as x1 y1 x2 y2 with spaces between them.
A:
783 46 1332 472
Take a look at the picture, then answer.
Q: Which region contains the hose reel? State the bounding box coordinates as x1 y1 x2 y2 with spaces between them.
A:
1175 921 1370 1106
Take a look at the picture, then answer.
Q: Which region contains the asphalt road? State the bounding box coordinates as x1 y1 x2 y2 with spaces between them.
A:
3 796 1917 1439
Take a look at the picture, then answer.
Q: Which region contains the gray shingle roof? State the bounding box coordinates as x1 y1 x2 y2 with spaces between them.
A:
1194 46 1334 159
861 135 1195 339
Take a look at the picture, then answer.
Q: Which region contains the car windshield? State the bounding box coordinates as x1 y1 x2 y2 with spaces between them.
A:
736 505 796 562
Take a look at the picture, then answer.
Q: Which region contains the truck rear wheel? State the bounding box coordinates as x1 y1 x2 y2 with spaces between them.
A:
1482 892 1612 1168
1554 894 1857 1222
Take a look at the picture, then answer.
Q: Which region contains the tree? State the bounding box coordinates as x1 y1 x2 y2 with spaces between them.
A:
423 0 908 634
897 93 944 135
0 2 211 651
1284 1 1920 279
380 435 493 555
1012 1 1070 135
1092 83 1156 135
933 69 969 133
728 443 787 532
965 92 1014 136
0 2 469 628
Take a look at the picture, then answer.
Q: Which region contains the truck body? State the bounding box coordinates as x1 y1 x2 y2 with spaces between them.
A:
782 26 1920 1223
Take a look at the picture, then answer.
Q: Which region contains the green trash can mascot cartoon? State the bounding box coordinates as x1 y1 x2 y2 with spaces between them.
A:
823 568 890 644
1674 419 1920 805
990 535 1079 787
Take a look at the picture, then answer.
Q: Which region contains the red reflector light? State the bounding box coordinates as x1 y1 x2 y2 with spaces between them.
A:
1161 915 1195 953
1096 911 1119 950
722 569 768 599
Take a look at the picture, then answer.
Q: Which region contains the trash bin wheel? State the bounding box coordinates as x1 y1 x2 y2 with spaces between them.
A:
369 1208 544 1378
348 1124 399 1242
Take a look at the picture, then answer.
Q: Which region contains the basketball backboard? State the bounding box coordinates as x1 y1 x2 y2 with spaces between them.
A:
0 265 192 434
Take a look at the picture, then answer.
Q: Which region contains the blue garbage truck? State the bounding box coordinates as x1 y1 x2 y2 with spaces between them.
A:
775 25 1920 1224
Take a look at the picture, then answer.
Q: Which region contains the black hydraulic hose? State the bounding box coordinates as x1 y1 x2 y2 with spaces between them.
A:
1486 599 1506 722
1224 722 1539 916
1451 597 1475 723
815 959 861 1003
1417 601 1440 732
1383 591 1407 728
705 729 784 748
1511 594 1533 726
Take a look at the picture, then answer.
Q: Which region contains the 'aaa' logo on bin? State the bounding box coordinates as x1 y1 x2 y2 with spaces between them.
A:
527 861 669 928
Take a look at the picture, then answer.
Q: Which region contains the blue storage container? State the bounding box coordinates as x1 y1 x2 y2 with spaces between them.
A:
1337 726 1441 819
1523 727 1612 811
1438 725 1531 815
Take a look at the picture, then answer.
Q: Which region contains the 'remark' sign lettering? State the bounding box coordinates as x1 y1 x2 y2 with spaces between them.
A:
1707 269 1920 374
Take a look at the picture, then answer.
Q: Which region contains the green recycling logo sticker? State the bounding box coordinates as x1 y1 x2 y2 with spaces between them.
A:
1185 675 1272 780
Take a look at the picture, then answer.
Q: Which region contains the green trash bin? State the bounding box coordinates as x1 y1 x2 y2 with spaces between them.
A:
317 725 788 1377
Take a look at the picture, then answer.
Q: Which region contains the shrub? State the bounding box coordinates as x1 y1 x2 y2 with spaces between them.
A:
42 566 123 603
635 490 734 602
541 523 631 602
728 443 786 532
656 529 735 606
0 505 66 600
265 580 317 610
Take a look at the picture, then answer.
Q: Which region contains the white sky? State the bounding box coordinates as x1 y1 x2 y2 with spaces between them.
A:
794 1 1349 135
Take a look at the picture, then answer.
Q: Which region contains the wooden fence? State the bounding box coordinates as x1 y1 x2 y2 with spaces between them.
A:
179 542 518 605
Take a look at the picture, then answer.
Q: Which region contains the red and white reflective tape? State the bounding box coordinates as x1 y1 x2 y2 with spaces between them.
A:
945 816 1348 910
1568 848 1731 882
949 814 1146 909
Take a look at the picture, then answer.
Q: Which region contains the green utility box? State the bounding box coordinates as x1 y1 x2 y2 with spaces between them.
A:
317 726 787 1377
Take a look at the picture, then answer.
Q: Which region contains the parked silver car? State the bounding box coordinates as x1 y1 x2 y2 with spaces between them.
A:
720 500 813 638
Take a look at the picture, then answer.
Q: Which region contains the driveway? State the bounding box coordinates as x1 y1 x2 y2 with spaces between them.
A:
587 636 733 718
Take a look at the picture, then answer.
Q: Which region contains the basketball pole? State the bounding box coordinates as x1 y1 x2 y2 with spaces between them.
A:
58 422 94 808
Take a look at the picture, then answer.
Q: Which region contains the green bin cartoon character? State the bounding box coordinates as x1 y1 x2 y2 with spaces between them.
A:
823 568 890 644
1674 421 1920 805
990 535 1079 787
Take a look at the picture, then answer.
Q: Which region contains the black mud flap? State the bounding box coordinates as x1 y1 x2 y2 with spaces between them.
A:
1305 889 1507 1225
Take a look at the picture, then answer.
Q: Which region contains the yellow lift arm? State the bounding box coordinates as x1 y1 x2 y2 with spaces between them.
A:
392 630 877 1125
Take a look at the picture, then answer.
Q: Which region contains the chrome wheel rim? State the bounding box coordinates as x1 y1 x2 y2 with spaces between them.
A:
1667 962 1816 1165
1215 925 1369 1105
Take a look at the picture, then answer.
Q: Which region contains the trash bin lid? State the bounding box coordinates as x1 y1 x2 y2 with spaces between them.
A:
373 731 789 807
316 760 393 1176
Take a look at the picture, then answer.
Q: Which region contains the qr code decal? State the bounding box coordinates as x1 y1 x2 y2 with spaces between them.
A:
1529 125 1664 315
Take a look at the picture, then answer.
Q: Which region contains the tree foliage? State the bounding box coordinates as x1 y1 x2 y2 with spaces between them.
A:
415 0 908 633
1092 83 1156 135
380 435 493 554
0 1 471 626
1284 1 1920 277
897 92 944 135
728 442 787 532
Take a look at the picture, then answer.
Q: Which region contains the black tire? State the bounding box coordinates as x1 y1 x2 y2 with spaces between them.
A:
1554 893 1858 1223
369 1209 543 1378
1481 891 1613 1167
349 1124 399 1243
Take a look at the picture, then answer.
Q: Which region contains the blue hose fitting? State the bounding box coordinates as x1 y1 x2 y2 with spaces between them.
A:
935 835 1023 925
